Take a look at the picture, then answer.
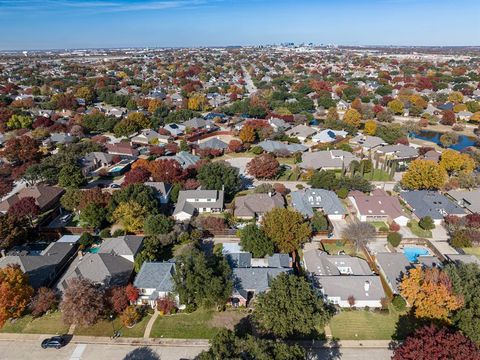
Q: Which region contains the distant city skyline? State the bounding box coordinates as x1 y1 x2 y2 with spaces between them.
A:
0 0 479 50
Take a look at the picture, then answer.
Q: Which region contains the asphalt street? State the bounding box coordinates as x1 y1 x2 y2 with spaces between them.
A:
0 340 393 360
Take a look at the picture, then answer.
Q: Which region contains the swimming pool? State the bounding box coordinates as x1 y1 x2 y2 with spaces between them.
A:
403 246 430 262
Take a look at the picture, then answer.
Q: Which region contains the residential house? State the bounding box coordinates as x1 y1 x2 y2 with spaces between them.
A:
222 243 291 307
144 182 172 204
257 140 308 155
337 99 349 111
105 143 139 157
80 152 114 176
376 144 419 160
163 151 200 169
267 117 291 132
458 111 473 121
303 249 384 308
400 190 466 225
56 235 144 292
350 134 386 154
0 185 64 214
348 189 410 226
134 262 178 308
375 252 412 294
173 189 224 221
285 124 317 142
291 188 346 220
312 129 348 144
131 130 170 145
183 117 215 131
234 192 285 219
421 150 441 163
197 138 229 151
0 235 80 288
163 123 186 137
299 150 356 171
447 189 480 214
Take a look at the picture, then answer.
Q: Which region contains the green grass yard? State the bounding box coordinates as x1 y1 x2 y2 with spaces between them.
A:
150 309 246 339
0 312 69 335
363 169 393 181
330 309 402 340
462 247 480 259
322 241 357 257
408 221 432 238
370 221 388 230
75 313 151 338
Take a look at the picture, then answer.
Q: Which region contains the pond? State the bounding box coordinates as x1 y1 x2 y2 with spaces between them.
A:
410 130 478 151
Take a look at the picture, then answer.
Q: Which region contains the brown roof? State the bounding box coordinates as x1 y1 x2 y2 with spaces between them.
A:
0 185 64 213
234 193 285 218
349 189 405 219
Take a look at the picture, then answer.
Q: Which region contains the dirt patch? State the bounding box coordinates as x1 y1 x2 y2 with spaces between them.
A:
208 310 248 330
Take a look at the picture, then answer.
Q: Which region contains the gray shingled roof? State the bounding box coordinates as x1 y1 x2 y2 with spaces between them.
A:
291 188 346 217
299 150 356 170
198 138 228 150
234 193 284 218
98 235 144 257
401 190 465 220
303 250 372 276
233 267 291 299
317 275 384 302
173 189 224 216
257 140 307 154
447 189 480 214
375 253 412 293
134 262 175 292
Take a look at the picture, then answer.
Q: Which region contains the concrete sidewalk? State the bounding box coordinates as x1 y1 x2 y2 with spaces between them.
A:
0 332 393 349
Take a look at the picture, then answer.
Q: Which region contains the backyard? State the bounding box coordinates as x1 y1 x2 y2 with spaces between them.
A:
150 309 247 339
0 311 69 335
462 247 480 259
408 221 432 238
321 240 360 257
363 169 392 181
329 308 403 340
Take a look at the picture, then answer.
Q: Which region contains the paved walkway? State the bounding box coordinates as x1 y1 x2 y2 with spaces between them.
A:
143 311 158 338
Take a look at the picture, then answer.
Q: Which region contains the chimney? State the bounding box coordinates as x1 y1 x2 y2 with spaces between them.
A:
78 250 83 259
364 280 370 292
0 249 5 258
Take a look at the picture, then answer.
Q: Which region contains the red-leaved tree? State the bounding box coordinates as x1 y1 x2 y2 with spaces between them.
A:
392 324 480 360
246 154 280 179
30 287 58 317
149 159 186 183
123 167 151 187
7 197 39 226
108 286 129 315
125 284 139 303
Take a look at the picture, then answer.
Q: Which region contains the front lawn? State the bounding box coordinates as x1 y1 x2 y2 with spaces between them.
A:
370 221 388 230
330 309 402 340
150 309 246 339
462 247 480 259
75 313 151 338
408 221 432 238
0 312 69 335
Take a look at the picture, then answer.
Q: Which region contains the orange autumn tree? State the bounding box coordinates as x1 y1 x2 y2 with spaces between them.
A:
399 267 462 322
0 265 34 327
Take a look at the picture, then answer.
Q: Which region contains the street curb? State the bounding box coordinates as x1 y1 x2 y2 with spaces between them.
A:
0 333 393 348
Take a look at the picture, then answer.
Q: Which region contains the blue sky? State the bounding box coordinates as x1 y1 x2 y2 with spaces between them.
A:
0 0 479 50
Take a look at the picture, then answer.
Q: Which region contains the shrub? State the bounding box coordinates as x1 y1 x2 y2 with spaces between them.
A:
336 187 349 199
30 287 58 317
251 146 263 155
387 232 402 247
99 229 111 238
450 230 472 248
392 295 407 311
157 296 177 315
296 184 304 190
419 216 435 230
120 306 140 327
379 226 389 232
112 228 125 237
198 216 226 233
389 222 400 232
79 232 95 247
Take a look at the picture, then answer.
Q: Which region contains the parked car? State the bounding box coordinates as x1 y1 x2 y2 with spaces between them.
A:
41 336 66 349
110 183 121 189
